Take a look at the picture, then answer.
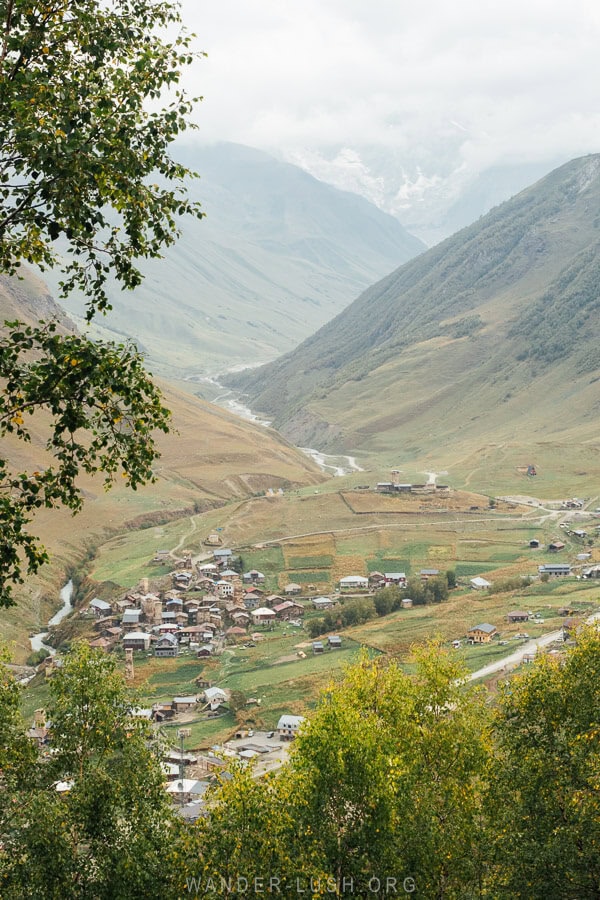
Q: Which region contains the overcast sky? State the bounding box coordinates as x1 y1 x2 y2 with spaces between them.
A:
178 0 600 176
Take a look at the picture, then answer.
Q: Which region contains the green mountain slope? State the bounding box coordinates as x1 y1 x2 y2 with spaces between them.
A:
228 154 600 461
45 142 424 377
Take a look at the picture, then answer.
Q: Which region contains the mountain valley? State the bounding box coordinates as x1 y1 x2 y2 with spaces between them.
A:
4 153 600 756
229 154 600 470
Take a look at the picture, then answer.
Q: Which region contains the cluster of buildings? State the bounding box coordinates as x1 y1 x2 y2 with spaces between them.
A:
26 703 306 822
84 548 316 659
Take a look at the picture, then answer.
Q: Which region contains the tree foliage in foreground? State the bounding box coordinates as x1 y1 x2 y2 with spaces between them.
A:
0 321 170 605
0 0 203 607
3 636 600 897
0 0 202 313
0 644 180 899
489 628 600 898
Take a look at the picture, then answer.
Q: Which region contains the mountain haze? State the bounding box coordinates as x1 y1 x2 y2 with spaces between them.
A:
229 154 600 462
286 145 568 245
46 143 424 378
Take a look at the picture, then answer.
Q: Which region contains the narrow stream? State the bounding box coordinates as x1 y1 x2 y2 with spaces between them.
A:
299 447 364 476
30 579 74 656
185 374 272 427
187 373 363 476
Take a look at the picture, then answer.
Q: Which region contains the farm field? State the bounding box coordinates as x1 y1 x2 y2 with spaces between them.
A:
18 465 600 750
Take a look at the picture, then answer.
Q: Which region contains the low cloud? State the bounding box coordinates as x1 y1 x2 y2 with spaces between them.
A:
180 0 600 179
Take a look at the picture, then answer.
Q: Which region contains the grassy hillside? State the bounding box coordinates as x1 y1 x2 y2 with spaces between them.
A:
43 142 424 377
229 154 600 463
0 276 324 659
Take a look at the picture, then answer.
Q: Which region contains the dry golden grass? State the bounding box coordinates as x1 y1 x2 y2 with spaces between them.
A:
2 379 325 659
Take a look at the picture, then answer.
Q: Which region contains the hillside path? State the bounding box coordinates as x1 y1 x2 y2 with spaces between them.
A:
170 515 198 557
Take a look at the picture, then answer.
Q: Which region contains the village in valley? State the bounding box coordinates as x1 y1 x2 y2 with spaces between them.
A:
21 479 600 821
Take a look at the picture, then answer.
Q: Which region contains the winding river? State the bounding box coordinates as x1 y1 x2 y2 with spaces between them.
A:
30 579 74 655
187 373 363 476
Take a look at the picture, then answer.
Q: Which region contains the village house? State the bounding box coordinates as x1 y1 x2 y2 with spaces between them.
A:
277 714 305 741
203 687 228 711
164 748 198 766
251 607 277 625
179 624 205 640
273 600 304 620
88 637 111 652
284 582 302 595
172 696 197 713
226 626 247 639
470 577 492 590
103 625 123 641
215 579 234 598
243 593 262 610
89 597 112 617
401 597 413 609
26 723 49 749
312 596 335 610
122 631 151 651
165 596 184 611
339 575 369 591
155 633 179 658
312 641 324 654
220 568 240 580
196 644 214 658
184 602 200 621
507 611 530 623
539 564 572 577
327 635 342 650
94 615 117 633
368 572 386 587
200 629 216 643
152 549 171 564
172 571 193 589
165 780 210 805
213 548 233 564
231 609 251 626
122 608 143 628
114 597 135 614
420 568 440 580
243 570 266 584
548 540 565 552
467 623 497 644
384 572 407 587
195 605 219 624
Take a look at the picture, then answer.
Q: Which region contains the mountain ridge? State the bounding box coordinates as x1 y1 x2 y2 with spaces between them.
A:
42 142 425 378
227 153 600 460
